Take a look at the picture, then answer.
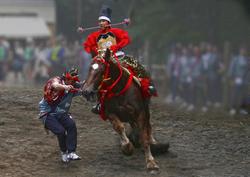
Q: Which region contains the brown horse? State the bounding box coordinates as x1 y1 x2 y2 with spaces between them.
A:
82 49 167 173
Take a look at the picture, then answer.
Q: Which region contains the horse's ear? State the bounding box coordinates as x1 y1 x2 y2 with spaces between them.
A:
104 48 111 61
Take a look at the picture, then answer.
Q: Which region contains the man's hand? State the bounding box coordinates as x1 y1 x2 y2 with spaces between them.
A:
77 27 84 33
63 85 74 91
110 45 119 53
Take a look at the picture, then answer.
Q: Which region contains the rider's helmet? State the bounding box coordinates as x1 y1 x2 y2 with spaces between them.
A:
98 5 112 23
62 67 80 82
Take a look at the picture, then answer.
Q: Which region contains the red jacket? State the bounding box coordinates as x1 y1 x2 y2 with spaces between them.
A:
83 27 130 56
44 77 65 105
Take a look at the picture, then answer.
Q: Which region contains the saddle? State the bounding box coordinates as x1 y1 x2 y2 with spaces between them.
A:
115 55 155 98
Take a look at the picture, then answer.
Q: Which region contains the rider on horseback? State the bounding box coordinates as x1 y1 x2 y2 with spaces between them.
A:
83 5 129 58
83 5 157 113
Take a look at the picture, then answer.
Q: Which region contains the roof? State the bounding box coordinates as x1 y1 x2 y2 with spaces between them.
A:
0 0 55 23
0 16 51 38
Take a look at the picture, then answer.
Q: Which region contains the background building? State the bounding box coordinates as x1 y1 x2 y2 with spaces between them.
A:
0 0 55 39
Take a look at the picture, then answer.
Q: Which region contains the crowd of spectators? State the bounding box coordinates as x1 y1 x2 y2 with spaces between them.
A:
0 36 91 86
164 42 250 116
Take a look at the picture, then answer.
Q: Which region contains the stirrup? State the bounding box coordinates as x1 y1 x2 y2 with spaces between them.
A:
91 103 101 114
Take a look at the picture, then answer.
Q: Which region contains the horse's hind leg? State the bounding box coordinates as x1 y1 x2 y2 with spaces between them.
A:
129 121 156 147
138 112 159 172
109 114 134 156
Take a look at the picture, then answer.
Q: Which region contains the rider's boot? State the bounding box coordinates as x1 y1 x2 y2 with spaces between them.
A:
91 103 101 114
148 81 157 96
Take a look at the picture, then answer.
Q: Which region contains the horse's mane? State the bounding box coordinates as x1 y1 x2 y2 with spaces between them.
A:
107 56 141 87
104 56 133 93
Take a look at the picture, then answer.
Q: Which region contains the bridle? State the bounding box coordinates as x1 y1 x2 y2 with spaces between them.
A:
90 53 134 120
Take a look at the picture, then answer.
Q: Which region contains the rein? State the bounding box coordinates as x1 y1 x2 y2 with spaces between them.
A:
93 54 134 120
93 54 133 98
105 54 123 95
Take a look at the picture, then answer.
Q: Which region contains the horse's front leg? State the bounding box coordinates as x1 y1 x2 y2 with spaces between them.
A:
109 114 134 156
148 121 157 145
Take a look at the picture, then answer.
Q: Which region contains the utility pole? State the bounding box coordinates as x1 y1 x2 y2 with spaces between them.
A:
76 0 82 27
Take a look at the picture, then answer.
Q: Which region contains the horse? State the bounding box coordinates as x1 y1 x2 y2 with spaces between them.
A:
82 49 168 173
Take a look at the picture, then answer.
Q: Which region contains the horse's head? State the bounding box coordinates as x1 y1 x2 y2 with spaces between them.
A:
82 49 112 100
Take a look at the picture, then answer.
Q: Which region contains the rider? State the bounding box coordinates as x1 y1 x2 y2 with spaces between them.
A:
83 5 130 58
38 67 83 163
83 5 157 113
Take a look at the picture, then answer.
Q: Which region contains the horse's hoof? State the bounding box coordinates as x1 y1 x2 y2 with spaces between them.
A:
148 169 160 175
121 142 134 156
146 160 159 174
151 143 170 156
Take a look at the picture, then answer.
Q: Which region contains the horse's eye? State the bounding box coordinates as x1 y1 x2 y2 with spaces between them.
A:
92 63 99 70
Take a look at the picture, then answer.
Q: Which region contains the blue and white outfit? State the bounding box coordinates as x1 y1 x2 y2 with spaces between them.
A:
39 90 82 154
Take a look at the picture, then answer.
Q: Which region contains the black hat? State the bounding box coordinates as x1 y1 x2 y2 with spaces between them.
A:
98 5 112 22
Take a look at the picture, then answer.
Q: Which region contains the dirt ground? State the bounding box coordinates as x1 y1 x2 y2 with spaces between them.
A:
0 86 250 177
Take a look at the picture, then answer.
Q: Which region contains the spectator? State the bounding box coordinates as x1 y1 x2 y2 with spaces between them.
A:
228 47 249 115
0 37 9 85
38 68 83 162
